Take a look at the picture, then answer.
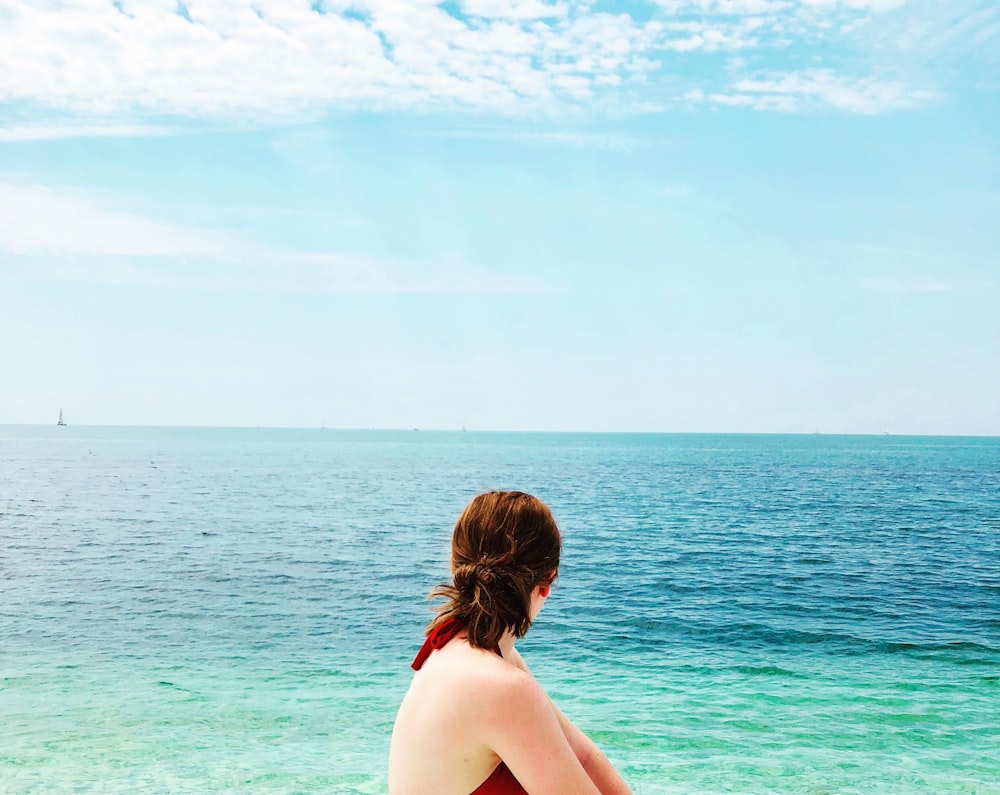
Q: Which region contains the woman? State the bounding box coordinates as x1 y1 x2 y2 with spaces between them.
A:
389 491 633 795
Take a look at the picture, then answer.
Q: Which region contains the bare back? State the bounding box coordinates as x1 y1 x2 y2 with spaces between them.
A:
388 632 523 795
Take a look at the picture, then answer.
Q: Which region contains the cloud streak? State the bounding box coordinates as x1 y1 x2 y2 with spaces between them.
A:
689 68 934 112
409 127 646 151
0 180 549 294
858 277 986 294
0 123 174 142
0 182 228 258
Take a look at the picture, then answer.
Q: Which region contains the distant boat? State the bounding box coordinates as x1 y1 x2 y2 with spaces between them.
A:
57 409 66 427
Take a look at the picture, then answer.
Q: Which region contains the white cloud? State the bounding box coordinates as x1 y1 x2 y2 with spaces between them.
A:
801 0 907 11
461 0 568 20
655 0 907 13
865 1 1000 65
0 0 657 117
704 68 933 112
658 0 794 13
0 0 937 120
0 180 549 294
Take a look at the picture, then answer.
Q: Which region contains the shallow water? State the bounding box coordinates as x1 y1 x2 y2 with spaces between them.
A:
2 427 998 793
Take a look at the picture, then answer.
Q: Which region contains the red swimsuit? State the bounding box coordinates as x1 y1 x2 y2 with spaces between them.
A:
411 620 529 795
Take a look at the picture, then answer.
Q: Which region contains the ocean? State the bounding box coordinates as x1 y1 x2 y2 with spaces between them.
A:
1 426 998 794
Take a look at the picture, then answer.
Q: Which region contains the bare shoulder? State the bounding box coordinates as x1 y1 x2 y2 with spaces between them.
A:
414 643 533 714
482 660 545 711
435 649 549 735
443 647 540 709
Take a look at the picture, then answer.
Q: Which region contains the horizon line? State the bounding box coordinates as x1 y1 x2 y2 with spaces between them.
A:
2 423 998 439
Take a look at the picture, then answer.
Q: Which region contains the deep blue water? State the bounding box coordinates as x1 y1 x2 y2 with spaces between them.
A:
1 427 998 793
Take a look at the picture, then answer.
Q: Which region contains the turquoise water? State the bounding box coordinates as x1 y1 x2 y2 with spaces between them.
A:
1 427 998 794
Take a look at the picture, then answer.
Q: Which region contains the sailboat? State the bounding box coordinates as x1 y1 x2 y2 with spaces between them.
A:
57 409 66 427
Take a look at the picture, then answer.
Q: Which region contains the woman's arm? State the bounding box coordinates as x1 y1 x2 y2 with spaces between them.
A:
506 646 633 795
547 700 633 795
484 669 603 795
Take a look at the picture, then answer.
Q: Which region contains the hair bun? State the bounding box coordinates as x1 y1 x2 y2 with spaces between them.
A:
455 560 501 594
475 561 503 584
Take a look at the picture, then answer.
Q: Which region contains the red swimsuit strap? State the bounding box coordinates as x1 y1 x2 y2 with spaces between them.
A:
411 618 464 671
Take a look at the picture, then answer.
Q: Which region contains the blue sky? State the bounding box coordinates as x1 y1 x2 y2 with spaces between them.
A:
1 0 997 433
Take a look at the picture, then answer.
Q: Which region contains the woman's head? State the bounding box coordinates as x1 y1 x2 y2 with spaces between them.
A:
429 491 561 651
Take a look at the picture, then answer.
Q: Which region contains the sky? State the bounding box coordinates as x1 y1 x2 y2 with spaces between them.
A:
0 0 998 434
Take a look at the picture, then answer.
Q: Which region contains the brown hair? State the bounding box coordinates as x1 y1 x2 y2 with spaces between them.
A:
428 491 561 651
